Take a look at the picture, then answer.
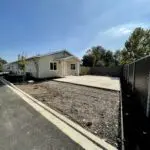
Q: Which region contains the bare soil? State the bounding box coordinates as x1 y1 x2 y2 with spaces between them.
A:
16 81 120 148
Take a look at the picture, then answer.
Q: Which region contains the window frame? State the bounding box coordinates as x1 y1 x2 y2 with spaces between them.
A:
71 64 76 70
50 62 57 70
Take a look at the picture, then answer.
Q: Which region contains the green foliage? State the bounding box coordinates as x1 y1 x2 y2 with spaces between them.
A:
0 58 7 64
82 46 106 67
90 46 106 67
114 50 121 66
82 27 150 66
82 46 116 67
18 54 26 73
82 54 94 67
0 58 7 72
0 63 2 72
103 50 114 67
120 27 150 64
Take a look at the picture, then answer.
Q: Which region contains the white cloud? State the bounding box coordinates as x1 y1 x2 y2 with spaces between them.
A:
103 23 149 37
76 0 150 55
82 22 150 52
104 27 131 37
134 0 150 3
118 27 131 34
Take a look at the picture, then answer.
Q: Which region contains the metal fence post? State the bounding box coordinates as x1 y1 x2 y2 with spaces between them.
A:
146 72 150 117
132 62 135 92
127 64 129 84
124 66 126 81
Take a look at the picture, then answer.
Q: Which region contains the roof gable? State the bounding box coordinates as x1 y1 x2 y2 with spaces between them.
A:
39 50 72 58
6 50 77 65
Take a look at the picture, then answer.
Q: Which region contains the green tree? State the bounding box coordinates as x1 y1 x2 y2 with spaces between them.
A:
0 62 3 72
114 50 121 66
82 46 106 67
0 58 7 72
120 27 150 64
103 50 114 67
90 46 106 66
82 54 95 67
82 46 121 67
18 54 26 74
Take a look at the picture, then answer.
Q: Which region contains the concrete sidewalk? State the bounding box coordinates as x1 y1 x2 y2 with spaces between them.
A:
0 81 83 150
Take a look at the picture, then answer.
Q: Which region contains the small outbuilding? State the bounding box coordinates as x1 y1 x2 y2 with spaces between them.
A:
3 50 80 78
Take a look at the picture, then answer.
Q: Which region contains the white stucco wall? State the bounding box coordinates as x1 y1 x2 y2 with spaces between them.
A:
25 60 38 78
38 51 73 78
5 63 19 73
66 60 80 76
38 55 62 78
12 63 19 73
38 53 80 78
3 60 38 78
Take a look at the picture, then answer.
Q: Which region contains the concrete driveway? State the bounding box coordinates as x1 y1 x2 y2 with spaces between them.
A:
54 75 120 91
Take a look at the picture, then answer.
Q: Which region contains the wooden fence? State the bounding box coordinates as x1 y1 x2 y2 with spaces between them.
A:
80 66 122 77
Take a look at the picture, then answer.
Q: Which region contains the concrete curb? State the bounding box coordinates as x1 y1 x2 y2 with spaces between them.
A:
0 77 117 150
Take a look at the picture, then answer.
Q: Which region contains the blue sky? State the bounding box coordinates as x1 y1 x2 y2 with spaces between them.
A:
0 0 150 62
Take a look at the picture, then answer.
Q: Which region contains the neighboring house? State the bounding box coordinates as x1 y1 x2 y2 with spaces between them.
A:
3 50 80 78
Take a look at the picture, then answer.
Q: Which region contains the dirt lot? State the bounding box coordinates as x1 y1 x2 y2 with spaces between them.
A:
16 81 120 148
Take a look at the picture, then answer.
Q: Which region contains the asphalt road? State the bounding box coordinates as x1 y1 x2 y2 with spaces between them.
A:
0 81 83 150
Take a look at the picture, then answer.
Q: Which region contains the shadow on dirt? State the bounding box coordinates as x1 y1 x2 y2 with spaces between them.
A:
3 73 61 85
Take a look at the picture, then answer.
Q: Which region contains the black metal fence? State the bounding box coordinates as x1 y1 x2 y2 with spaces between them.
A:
123 55 150 118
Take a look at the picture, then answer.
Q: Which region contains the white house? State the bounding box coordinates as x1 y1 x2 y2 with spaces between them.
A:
3 50 80 78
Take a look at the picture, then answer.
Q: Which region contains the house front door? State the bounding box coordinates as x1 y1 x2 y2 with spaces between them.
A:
61 61 67 77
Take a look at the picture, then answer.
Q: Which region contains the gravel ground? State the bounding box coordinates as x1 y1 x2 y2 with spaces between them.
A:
16 81 120 148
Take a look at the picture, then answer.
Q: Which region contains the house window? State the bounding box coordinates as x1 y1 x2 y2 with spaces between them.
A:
50 62 57 70
50 63 53 70
71 64 76 70
54 62 57 70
